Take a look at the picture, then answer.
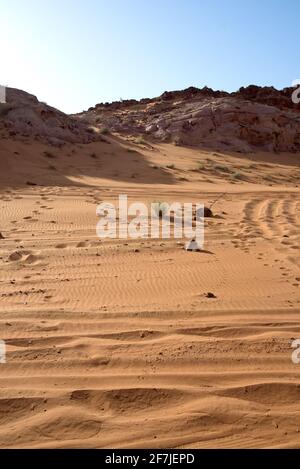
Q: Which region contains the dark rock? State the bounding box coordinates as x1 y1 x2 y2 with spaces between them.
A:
206 292 217 298
204 207 213 217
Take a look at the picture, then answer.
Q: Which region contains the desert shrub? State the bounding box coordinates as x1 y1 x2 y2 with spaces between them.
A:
214 163 231 173
263 174 274 182
135 136 145 144
231 171 242 180
197 161 206 170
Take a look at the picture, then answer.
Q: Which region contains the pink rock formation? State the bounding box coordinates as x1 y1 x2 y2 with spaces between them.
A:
0 88 99 146
81 85 300 152
1 85 299 152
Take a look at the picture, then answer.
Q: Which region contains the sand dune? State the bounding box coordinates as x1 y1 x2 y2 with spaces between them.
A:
0 135 299 448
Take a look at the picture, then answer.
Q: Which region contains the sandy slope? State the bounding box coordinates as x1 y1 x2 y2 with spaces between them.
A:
0 137 299 448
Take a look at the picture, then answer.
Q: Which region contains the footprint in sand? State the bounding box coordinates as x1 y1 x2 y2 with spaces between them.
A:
8 250 41 264
8 251 23 262
76 241 89 248
281 239 292 245
24 254 40 264
55 243 67 249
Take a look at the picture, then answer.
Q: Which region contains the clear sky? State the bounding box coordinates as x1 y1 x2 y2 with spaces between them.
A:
1 0 299 113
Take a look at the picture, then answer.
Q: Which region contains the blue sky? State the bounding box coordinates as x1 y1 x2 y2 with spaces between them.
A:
1 0 299 113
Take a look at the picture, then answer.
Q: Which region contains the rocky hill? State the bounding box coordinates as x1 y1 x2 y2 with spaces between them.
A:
79 85 300 152
1 85 299 152
0 88 99 146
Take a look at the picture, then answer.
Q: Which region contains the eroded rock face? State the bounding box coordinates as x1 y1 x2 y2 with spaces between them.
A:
1 85 299 152
0 88 99 145
234 85 298 110
146 98 300 152
81 85 300 152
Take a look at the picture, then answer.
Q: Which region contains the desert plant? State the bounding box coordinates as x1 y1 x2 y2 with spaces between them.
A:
197 161 206 170
231 171 242 180
263 174 274 182
213 163 231 173
135 136 145 145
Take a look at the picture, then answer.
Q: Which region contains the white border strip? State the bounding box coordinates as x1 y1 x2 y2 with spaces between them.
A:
0 85 6 103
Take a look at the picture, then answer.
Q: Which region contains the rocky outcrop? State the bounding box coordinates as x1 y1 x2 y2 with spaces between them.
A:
234 85 298 110
1 85 299 152
0 88 99 146
81 86 300 152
